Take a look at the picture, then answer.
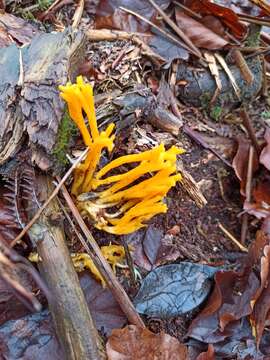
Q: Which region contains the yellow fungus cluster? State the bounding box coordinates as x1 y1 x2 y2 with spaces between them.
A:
59 76 184 235
71 245 126 287
29 245 126 287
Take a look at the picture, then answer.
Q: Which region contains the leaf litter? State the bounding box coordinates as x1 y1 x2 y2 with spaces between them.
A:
1 0 270 359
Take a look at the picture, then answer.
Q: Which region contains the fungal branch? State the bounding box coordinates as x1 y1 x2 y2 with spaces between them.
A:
59 76 184 235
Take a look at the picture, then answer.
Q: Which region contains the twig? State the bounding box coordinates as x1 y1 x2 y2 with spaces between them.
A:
86 29 166 64
121 237 136 287
146 0 202 58
241 146 254 244
239 107 260 155
58 181 145 328
249 0 270 16
111 43 130 70
10 148 89 248
40 0 63 18
218 222 248 252
239 14 270 27
262 58 268 97
119 6 199 57
18 49 24 87
183 125 232 168
72 0 84 29
215 53 241 100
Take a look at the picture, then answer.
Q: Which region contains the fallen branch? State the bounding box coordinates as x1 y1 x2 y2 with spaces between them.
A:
28 175 101 360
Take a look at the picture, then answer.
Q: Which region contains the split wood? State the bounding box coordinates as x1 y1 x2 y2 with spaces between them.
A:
58 180 145 329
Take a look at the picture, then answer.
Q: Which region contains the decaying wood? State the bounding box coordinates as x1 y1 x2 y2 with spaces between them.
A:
149 106 183 135
176 57 262 116
95 85 183 135
28 175 101 360
177 161 207 208
0 28 86 171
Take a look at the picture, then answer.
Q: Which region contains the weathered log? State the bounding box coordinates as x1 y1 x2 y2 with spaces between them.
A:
176 57 262 118
28 175 101 360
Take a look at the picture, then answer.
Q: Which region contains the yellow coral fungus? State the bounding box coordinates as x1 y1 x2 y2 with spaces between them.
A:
59 76 184 235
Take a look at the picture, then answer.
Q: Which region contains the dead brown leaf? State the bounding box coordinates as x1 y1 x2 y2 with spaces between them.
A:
0 12 38 48
252 244 270 346
106 324 188 360
260 127 270 171
80 272 127 335
175 10 228 50
244 177 270 219
125 226 180 271
232 136 259 196
196 344 215 360
186 0 247 39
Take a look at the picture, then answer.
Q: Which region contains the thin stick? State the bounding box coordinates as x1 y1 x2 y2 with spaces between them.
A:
241 146 254 244
58 181 145 328
121 237 136 287
119 6 198 57
10 148 89 248
72 0 84 28
146 0 202 58
218 222 248 252
240 107 260 155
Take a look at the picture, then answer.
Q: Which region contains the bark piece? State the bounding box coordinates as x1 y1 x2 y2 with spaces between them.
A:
0 28 86 171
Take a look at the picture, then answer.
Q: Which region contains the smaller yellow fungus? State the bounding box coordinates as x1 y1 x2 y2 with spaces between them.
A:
29 245 126 287
71 245 126 287
59 76 184 235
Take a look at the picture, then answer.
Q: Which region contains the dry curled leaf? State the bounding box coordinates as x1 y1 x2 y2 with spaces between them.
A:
175 10 228 50
196 344 215 360
106 324 188 360
80 272 127 335
186 0 247 39
134 263 217 318
0 12 38 48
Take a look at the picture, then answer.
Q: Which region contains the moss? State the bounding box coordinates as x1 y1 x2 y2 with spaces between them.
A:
52 108 77 167
199 92 212 109
245 24 261 47
210 106 223 121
